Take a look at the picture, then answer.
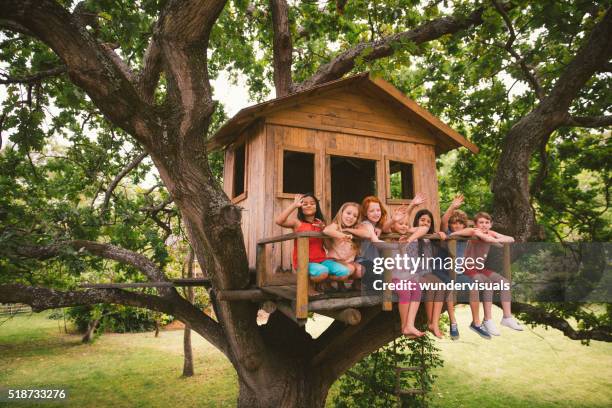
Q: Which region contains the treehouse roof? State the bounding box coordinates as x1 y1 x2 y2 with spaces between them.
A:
207 72 478 155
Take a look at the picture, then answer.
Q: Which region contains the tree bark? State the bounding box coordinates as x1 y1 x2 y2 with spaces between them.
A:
182 247 195 377
491 7 612 241
82 318 100 343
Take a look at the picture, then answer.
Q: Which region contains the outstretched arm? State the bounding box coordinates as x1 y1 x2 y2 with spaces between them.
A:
351 223 382 242
449 227 476 237
323 223 353 241
383 193 426 232
441 194 464 232
403 225 430 243
489 230 515 243
275 194 302 229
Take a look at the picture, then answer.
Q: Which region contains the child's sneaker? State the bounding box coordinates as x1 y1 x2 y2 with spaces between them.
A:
450 323 460 340
469 322 491 340
501 316 524 331
483 319 500 336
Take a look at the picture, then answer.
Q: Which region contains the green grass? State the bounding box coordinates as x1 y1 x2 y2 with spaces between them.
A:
0 313 237 407
1 307 611 407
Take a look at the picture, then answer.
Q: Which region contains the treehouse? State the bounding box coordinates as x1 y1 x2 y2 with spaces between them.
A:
206 72 480 325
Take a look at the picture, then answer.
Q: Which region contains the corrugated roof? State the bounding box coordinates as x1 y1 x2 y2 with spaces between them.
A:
207 72 478 154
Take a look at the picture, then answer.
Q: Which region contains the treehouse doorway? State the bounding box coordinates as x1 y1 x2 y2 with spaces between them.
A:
330 155 377 216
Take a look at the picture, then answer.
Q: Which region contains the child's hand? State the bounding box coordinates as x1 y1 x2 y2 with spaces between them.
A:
411 193 426 206
450 194 464 209
437 231 447 241
292 194 304 208
392 206 409 222
342 233 353 242
399 235 409 242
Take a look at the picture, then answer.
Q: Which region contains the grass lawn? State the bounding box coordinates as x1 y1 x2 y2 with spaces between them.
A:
1 306 611 407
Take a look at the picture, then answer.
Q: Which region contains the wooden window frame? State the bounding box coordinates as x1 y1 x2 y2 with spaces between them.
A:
385 155 416 205
276 145 319 199
325 148 381 217
231 142 248 204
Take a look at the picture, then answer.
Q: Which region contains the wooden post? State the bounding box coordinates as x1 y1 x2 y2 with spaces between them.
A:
295 237 309 319
383 266 392 312
503 243 511 281
256 243 267 287
448 239 457 304
277 302 306 327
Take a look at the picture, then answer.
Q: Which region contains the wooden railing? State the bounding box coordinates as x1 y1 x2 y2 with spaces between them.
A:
256 232 512 319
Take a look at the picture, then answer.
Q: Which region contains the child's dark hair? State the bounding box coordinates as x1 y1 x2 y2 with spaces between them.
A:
413 209 435 234
297 193 325 223
413 209 436 256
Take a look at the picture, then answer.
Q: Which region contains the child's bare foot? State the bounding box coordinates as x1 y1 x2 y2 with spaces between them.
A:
402 326 425 338
428 323 443 338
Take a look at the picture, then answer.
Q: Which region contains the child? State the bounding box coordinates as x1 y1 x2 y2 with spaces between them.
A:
402 209 447 339
388 210 428 338
439 194 482 340
451 211 523 335
323 202 364 280
354 195 425 292
275 193 350 296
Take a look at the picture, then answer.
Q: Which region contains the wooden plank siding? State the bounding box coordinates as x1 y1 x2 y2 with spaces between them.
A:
229 89 443 278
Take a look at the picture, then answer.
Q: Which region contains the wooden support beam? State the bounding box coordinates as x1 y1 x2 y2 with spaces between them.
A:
295 237 309 319
256 243 267 287
216 289 272 301
308 295 381 312
448 240 457 304
503 243 512 281
383 266 392 311
276 301 306 326
257 231 322 245
317 308 361 325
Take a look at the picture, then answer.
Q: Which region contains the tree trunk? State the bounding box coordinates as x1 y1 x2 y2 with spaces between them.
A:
182 247 196 377
236 365 330 408
182 323 194 377
82 318 100 343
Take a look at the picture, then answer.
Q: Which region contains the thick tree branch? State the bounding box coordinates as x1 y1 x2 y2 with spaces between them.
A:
492 7 612 240
0 66 66 85
513 302 612 342
563 115 612 128
270 0 293 97
137 40 163 103
101 150 148 214
295 5 492 91
492 0 545 100
0 283 229 354
9 240 169 284
155 0 227 143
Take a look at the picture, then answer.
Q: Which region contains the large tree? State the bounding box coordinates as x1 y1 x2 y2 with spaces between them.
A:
1 1 610 406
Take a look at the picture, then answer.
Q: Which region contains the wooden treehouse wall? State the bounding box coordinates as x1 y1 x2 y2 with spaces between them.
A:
224 88 441 276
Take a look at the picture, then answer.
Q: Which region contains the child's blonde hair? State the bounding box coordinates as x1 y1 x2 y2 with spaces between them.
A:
391 211 411 233
332 202 362 230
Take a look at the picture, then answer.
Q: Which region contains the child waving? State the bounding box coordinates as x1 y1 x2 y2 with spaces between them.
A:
275 193 349 296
